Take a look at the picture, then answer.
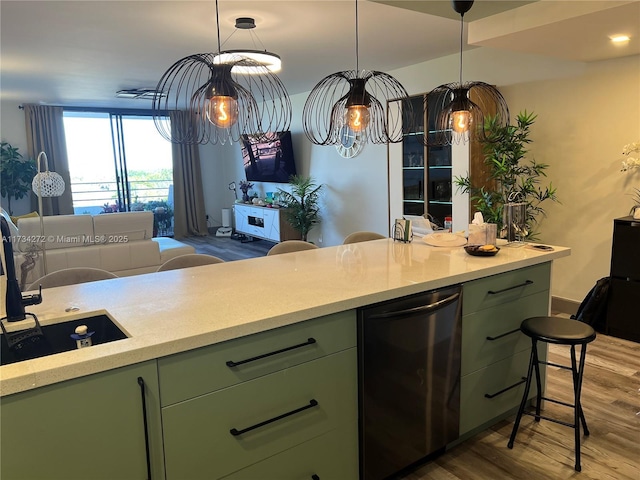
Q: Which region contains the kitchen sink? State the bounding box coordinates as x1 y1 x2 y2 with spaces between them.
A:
0 314 128 366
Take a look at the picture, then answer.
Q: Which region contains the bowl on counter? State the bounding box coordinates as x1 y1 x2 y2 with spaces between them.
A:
464 244 500 257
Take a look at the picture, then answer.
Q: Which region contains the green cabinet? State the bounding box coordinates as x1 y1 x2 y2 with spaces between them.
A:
460 262 551 436
221 422 359 480
0 360 164 480
159 311 359 480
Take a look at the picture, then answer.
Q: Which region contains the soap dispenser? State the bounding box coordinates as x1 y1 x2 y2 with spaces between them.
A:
71 325 94 349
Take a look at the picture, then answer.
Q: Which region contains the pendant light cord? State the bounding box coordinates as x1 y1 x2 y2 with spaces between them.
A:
215 0 222 54
458 11 464 85
355 0 360 72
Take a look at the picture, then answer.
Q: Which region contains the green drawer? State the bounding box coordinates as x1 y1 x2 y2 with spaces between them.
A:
462 290 550 375
460 347 547 436
221 422 359 480
158 310 356 406
463 262 551 314
162 348 357 480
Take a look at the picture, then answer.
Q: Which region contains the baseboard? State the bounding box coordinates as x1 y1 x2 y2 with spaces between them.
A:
551 296 580 316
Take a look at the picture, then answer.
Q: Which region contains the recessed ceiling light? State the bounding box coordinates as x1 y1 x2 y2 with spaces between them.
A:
609 34 630 43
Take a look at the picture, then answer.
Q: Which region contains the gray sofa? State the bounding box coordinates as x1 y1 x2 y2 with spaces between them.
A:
4 210 195 288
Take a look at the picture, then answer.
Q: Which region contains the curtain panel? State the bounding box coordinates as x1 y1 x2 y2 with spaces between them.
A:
23 104 74 215
170 111 208 238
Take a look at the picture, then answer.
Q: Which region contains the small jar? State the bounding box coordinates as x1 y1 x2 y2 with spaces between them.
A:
444 216 452 232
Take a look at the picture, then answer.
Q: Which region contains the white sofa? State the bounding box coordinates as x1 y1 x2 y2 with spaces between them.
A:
7 211 195 288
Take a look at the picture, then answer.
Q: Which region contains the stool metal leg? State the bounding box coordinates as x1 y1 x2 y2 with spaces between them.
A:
508 339 537 449
572 345 590 436
571 343 590 472
532 340 542 422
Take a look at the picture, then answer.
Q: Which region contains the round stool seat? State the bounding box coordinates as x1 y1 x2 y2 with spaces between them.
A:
521 316 596 345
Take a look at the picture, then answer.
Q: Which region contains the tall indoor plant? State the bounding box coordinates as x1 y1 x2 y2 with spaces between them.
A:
0 142 37 216
278 175 323 241
454 110 558 239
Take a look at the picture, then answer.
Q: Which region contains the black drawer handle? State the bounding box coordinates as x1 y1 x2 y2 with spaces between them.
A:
137 377 152 480
226 338 317 368
230 399 319 437
486 328 521 341
488 280 533 295
484 377 527 399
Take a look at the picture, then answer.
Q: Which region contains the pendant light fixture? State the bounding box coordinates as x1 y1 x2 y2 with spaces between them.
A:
213 17 282 74
302 0 410 145
152 0 291 145
32 151 66 274
426 0 509 146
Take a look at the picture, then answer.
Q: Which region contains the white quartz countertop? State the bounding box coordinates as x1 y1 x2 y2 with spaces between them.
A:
0 239 569 396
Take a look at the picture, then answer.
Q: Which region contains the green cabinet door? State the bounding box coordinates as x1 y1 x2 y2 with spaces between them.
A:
0 360 164 480
221 422 359 480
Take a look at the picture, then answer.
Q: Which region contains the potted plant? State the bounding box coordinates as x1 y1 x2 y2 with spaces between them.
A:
277 175 323 242
454 110 559 240
0 142 37 215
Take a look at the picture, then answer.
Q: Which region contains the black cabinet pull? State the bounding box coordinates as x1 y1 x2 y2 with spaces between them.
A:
486 328 521 341
488 280 533 295
137 377 152 480
484 377 527 399
230 399 319 437
312 475 320 480
226 338 317 368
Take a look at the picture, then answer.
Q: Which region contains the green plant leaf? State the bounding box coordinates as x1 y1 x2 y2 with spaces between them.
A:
453 111 559 239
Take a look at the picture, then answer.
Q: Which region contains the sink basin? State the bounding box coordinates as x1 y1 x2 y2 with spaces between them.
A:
0 314 128 366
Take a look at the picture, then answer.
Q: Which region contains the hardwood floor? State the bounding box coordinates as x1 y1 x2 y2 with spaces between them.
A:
174 236 640 478
400 332 640 480
179 233 275 261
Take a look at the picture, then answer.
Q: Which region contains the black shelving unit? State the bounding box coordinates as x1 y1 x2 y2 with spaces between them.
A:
605 216 640 342
399 93 452 226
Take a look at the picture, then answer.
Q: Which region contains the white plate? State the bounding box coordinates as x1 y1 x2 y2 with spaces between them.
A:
423 233 468 247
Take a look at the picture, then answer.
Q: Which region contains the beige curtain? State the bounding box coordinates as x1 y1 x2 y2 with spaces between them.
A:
170 111 208 238
23 105 74 215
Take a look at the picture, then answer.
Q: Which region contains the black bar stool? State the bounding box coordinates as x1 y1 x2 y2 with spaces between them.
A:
507 316 596 472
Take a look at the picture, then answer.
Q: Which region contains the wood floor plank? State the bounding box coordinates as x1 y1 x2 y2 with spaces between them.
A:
400 334 640 479
178 234 275 261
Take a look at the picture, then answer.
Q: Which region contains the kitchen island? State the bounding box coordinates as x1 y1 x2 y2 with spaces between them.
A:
0 239 569 479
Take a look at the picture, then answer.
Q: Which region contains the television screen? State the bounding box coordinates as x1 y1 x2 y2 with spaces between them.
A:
241 131 297 183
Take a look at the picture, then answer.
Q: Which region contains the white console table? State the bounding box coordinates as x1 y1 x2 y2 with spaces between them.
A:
233 204 301 242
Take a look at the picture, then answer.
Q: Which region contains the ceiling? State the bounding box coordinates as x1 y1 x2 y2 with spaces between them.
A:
1 1 638 110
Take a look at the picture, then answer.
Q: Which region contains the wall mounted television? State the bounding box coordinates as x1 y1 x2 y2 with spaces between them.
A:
240 131 297 183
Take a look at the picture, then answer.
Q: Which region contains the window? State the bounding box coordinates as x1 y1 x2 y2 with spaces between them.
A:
63 110 174 235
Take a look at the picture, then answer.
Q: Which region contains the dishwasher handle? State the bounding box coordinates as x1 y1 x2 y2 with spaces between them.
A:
368 292 460 319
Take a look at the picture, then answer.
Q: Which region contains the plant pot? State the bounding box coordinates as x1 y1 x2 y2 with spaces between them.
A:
633 207 640 220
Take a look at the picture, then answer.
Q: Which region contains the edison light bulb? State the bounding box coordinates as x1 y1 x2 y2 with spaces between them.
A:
345 105 370 133
451 110 471 134
207 95 239 129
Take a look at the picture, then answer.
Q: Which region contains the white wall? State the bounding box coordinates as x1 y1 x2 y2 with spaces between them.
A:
2 49 639 304
0 100 32 215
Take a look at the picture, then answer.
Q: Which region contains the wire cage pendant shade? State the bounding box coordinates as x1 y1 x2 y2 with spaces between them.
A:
304 70 409 145
427 81 510 145
32 152 65 198
152 2 291 145
425 0 509 146
302 0 411 145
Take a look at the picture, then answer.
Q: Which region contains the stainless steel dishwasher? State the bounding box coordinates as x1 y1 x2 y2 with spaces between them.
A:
358 284 462 480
